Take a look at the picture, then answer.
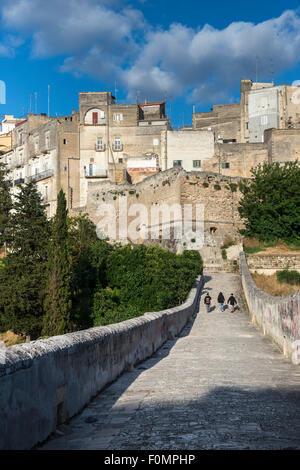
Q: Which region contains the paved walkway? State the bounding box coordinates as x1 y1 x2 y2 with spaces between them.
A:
41 273 300 450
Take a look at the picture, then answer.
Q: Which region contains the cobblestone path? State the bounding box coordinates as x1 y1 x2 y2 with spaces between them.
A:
41 273 300 450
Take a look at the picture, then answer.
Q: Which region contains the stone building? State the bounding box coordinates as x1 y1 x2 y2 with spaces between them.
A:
192 103 241 143
162 129 215 171
0 115 24 155
78 92 170 205
1 112 79 217
240 79 300 143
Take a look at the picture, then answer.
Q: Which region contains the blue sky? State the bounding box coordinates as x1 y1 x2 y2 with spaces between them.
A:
1 0 300 129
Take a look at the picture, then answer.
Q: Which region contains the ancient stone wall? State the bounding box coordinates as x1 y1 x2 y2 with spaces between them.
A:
240 252 300 360
0 276 202 450
246 253 300 275
75 168 245 270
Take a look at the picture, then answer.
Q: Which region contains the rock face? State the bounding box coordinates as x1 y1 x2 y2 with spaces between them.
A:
0 276 202 450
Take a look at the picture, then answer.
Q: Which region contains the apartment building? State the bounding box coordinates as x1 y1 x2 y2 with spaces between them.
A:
78 92 170 205
1 112 79 217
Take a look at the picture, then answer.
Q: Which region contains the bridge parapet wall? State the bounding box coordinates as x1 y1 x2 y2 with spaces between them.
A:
240 252 300 361
0 276 202 450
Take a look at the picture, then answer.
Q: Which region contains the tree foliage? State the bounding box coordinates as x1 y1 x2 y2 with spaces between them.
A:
238 162 300 243
42 190 72 336
0 184 49 337
0 162 12 248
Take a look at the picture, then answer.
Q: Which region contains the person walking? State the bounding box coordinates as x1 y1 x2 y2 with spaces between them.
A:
217 292 225 312
204 293 212 313
228 293 237 313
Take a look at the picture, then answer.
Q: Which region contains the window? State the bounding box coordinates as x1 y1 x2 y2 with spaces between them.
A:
96 137 103 150
63 139 67 145
193 160 201 168
245 122 249 130
118 158 123 163
92 112 98 125
153 138 159 146
34 138 39 152
88 163 95 176
113 113 123 122
114 138 121 150
222 163 230 169
261 115 268 125
45 186 48 202
173 160 182 167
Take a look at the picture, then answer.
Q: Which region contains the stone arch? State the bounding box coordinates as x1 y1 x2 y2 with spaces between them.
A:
84 108 105 125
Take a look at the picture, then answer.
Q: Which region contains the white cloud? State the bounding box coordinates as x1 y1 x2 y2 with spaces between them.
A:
1 3 300 105
123 10 300 103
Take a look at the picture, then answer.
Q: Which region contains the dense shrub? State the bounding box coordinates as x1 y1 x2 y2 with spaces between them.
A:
277 270 300 286
92 245 203 327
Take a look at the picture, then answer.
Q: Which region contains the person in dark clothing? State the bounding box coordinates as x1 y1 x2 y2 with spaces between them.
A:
217 292 225 312
204 293 212 313
228 293 237 312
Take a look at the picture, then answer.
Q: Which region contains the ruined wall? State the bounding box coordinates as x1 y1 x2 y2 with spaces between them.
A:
265 128 300 164
0 276 202 450
240 252 300 360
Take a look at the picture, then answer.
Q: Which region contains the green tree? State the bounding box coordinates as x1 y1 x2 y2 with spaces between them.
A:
68 214 98 330
0 183 49 337
238 161 300 243
42 190 72 336
0 162 12 248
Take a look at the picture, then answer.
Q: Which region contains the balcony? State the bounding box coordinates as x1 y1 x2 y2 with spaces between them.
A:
28 169 54 183
95 144 106 152
85 169 108 178
14 178 25 186
112 144 123 152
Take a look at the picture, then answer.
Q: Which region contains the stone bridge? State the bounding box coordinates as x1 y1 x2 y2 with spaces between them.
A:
43 268 300 450
1 255 300 450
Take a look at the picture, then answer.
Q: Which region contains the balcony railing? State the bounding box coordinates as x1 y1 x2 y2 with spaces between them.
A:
112 144 123 152
95 144 106 151
28 169 54 183
85 169 108 178
14 178 25 186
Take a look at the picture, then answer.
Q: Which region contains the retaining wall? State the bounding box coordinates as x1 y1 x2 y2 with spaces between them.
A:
240 252 300 361
0 275 202 450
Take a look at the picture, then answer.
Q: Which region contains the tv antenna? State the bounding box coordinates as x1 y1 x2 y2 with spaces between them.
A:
270 58 274 85
255 54 259 83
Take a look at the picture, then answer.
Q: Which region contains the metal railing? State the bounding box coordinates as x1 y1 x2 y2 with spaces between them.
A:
14 178 25 186
95 144 106 151
112 144 123 152
85 169 108 178
28 169 54 183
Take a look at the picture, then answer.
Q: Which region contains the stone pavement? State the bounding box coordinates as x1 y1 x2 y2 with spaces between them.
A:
40 273 300 450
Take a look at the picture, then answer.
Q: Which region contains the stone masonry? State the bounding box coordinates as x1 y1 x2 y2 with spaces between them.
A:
40 272 300 450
